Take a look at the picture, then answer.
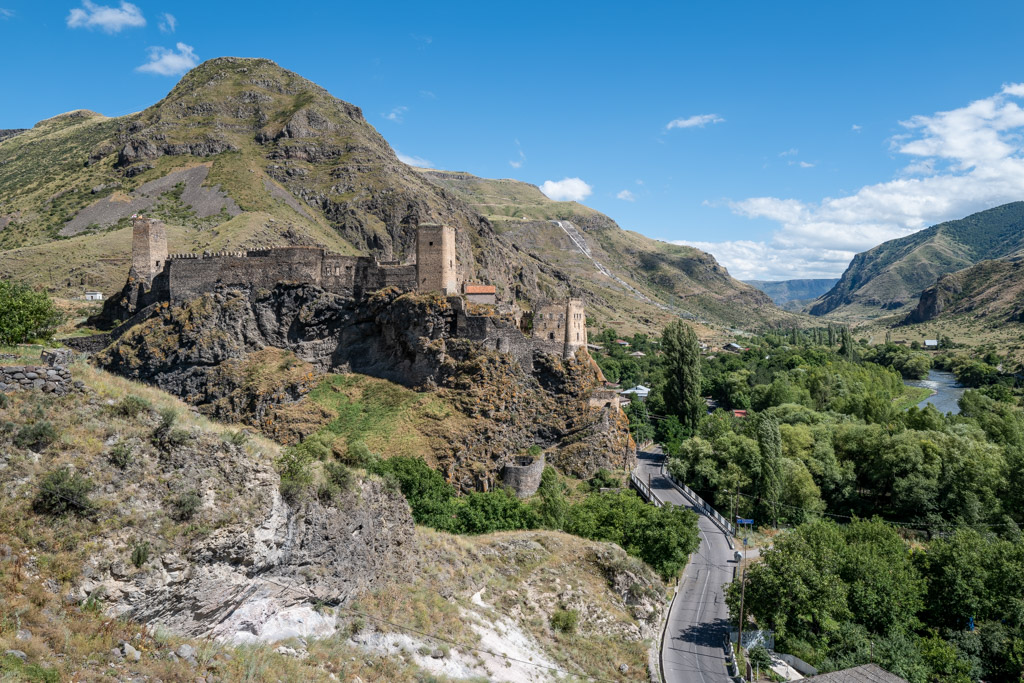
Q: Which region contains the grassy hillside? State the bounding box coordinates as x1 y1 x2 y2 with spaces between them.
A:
0 58 793 334
418 169 795 332
904 256 1024 325
810 202 1024 318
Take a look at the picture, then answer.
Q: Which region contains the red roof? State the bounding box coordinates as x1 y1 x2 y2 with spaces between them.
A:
464 284 496 294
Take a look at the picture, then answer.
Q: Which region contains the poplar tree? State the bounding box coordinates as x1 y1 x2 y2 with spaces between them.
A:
662 320 703 432
754 414 781 527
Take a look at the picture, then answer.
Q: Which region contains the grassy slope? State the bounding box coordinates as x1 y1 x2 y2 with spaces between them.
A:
417 169 796 334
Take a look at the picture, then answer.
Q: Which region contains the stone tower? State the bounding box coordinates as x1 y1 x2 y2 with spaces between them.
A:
416 223 458 295
563 298 587 358
131 216 167 288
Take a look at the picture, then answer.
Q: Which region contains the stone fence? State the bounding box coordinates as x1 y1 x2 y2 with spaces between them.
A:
0 349 84 396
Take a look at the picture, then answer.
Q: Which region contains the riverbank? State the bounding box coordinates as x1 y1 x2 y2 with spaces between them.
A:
894 385 935 411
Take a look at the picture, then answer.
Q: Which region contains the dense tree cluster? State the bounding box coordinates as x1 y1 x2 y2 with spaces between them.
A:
366 456 699 579
729 520 1024 681
0 280 63 345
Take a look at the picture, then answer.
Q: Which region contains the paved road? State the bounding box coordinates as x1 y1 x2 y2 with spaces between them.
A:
635 449 735 683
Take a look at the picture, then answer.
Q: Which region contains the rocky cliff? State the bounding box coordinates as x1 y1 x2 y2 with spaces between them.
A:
903 256 1024 324
94 284 635 489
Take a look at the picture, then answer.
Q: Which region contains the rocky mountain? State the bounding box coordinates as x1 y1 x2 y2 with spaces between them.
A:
0 57 789 333
746 278 839 309
904 256 1024 324
809 202 1024 318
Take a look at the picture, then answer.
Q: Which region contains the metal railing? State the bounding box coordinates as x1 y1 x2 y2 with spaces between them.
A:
665 470 736 536
629 471 663 507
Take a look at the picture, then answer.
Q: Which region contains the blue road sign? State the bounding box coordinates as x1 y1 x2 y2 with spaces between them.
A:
736 518 754 525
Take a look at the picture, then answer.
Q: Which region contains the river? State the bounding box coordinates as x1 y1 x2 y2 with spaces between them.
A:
903 369 965 415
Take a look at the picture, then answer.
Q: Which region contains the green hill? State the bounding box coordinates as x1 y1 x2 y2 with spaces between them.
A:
810 202 1024 318
0 57 790 334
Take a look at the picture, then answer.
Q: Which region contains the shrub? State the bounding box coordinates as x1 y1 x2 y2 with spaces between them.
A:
108 442 134 469
748 645 772 670
224 429 249 446
131 541 150 568
14 420 59 451
0 280 63 344
156 406 178 432
277 446 314 502
317 461 354 503
550 608 578 634
165 428 192 447
33 467 96 517
169 490 201 521
112 395 151 419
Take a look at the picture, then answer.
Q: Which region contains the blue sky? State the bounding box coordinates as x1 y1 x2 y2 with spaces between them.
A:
4 1 1024 280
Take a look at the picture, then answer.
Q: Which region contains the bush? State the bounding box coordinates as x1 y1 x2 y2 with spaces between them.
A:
165 428 192 447
108 442 134 469
156 407 178 432
112 395 151 419
550 608 578 634
748 645 773 670
317 461 354 502
169 490 201 521
33 467 96 517
277 446 314 502
224 429 249 446
14 420 59 451
0 280 63 344
131 541 150 568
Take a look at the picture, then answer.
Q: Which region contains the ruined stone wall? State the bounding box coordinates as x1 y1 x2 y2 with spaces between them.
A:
166 247 325 303
502 454 545 498
131 217 168 286
416 223 458 294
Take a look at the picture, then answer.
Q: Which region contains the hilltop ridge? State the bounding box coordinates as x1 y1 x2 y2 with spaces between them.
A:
0 57 792 333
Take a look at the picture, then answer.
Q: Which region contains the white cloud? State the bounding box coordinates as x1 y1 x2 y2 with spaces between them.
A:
616 189 635 202
0 8 13 19
666 113 724 130
67 1 144 32
635 179 644 185
851 124 862 132
509 139 525 169
692 83 1024 280
383 106 407 123
419 90 436 99
540 177 592 202
136 42 198 76
158 12 176 33
396 151 434 168
797 161 815 168
779 148 799 157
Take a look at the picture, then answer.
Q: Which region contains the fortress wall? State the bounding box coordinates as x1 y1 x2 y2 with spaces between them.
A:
321 254 363 297
166 248 324 303
532 302 566 341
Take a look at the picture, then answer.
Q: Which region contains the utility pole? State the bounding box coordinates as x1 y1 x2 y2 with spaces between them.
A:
737 563 747 660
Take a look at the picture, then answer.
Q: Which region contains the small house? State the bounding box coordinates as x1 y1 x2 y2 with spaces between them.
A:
731 409 748 418
586 343 604 351
619 385 650 400
615 339 631 347
924 339 939 349
629 351 646 358
463 283 496 305
84 291 104 301
723 342 747 353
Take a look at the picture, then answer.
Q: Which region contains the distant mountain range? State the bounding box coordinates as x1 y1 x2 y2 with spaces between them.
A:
809 202 1024 318
0 57 791 334
746 278 839 310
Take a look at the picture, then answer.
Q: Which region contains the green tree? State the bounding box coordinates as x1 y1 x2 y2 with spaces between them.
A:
754 414 782 526
532 466 569 529
662 320 703 431
0 280 63 345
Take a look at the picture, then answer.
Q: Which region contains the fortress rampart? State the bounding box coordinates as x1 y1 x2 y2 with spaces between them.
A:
94 217 590 368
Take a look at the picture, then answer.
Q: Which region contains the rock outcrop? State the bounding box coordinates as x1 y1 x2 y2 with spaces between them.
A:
94 283 636 489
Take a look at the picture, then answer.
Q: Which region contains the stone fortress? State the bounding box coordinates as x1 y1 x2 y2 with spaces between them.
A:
112 216 588 370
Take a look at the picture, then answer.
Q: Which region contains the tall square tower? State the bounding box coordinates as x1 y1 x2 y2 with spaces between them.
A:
416 223 458 295
131 216 168 288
